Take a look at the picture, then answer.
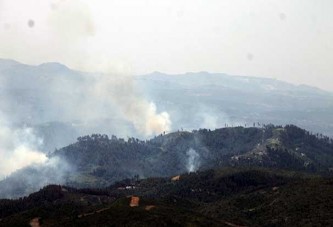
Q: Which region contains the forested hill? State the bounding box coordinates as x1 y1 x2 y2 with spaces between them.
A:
1 168 333 226
1 124 333 199
52 124 333 188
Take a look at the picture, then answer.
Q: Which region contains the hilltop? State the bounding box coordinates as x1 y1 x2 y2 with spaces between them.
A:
54 124 333 184
1 125 332 198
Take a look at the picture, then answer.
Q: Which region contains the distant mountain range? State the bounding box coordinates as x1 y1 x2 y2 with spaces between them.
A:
1 125 332 199
136 71 333 137
0 59 333 153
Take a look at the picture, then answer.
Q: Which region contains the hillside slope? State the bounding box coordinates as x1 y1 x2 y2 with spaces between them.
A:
1 125 332 198
54 124 333 184
0 168 332 226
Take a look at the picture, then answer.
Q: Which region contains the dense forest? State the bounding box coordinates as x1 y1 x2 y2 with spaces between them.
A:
54 124 333 185
0 168 332 226
1 125 333 198
0 125 332 225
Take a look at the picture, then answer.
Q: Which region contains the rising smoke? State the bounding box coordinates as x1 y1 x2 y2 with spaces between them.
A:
0 156 72 198
0 64 172 184
0 117 47 179
91 73 171 136
0 0 173 197
186 148 200 172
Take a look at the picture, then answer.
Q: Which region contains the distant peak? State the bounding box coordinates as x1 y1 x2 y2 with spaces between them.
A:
186 71 210 75
151 71 166 75
0 58 21 66
38 62 69 71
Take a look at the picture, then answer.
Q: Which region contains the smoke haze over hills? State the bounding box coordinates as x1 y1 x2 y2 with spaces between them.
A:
0 60 172 179
0 1 333 225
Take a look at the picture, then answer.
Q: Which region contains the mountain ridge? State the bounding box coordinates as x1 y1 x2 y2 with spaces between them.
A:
1 58 331 94
1 124 332 199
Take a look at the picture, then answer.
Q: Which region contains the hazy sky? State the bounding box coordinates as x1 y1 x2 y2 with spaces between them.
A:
0 0 332 90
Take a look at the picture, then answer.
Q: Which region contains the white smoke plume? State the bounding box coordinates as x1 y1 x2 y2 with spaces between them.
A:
0 0 172 184
186 148 200 172
90 73 171 136
0 70 172 180
0 120 47 179
0 156 72 198
47 0 172 136
0 112 73 198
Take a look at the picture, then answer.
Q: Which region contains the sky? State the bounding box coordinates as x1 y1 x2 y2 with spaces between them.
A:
0 0 332 91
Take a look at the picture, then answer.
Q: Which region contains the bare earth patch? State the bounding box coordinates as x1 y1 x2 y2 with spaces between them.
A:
29 217 41 227
145 205 156 211
130 196 140 207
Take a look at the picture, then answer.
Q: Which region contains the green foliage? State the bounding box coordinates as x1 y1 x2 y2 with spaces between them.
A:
0 168 332 226
1 124 332 199
51 125 333 190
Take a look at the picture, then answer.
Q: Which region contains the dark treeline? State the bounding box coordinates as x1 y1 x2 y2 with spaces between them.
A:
52 124 333 189
1 167 332 226
1 124 333 199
